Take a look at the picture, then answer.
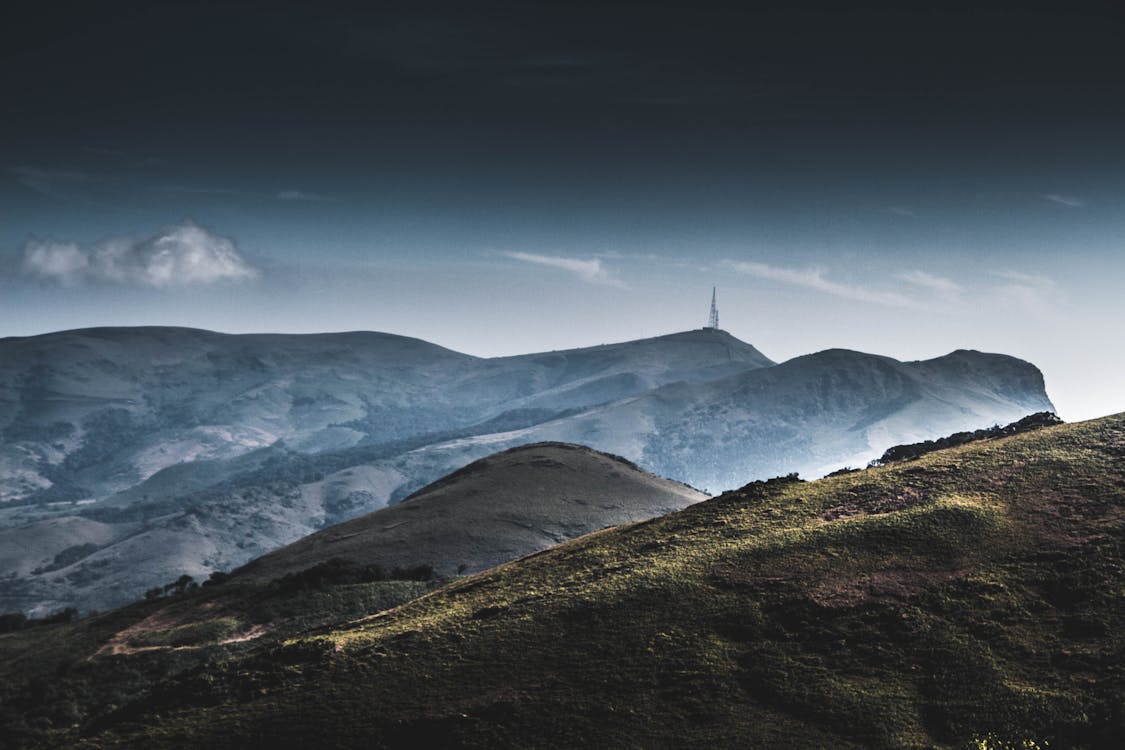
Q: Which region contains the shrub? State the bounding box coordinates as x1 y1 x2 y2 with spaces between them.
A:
391 564 435 581
272 559 436 592
202 570 230 587
0 612 28 633
870 412 1062 466
38 608 78 626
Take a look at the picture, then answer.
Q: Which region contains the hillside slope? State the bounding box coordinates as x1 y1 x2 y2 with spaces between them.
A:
235 442 706 582
72 412 1124 749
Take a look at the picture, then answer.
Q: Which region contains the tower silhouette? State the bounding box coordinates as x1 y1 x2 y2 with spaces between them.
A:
707 287 719 330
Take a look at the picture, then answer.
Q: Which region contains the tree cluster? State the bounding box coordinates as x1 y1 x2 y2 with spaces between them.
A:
0 607 79 633
273 558 435 593
869 412 1063 467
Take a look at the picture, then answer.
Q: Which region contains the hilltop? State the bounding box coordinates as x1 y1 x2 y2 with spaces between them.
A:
235 442 706 582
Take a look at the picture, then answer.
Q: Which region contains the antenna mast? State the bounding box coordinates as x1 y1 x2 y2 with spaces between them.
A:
707 287 720 330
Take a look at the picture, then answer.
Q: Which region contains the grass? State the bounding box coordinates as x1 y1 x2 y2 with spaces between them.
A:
3 413 1124 749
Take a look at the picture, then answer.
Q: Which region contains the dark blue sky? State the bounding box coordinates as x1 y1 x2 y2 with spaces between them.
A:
2 1 1124 419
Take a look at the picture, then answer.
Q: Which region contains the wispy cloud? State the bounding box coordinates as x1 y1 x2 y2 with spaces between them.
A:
154 184 246 196
992 270 1058 288
83 146 167 167
20 221 259 287
990 270 1063 317
1044 193 1083 208
728 261 913 307
83 146 128 158
9 164 332 205
157 185 335 202
504 251 622 286
882 206 916 217
276 189 334 202
6 166 103 201
897 270 963 300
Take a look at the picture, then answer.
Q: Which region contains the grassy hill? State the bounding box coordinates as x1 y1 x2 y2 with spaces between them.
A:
4 413 1123 749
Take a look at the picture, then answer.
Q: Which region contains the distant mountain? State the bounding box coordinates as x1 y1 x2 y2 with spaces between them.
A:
236 442 706 583
403 347 1055 493
0 326 1051 614
0 326 768 506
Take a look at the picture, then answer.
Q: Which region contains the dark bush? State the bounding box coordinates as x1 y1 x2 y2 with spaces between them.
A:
0 612 28 633
38 607 78 626
148 574 200 599
391 564 435 581
869 412 1063 467
824 466 861 478
274 558 387 593
202 570 230 587
272 558 436 592
31 542 101 574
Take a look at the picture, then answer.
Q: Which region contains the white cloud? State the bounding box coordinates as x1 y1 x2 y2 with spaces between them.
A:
897 270 963 299
20 241 90 286
21 221 259 287
504 251 622 286
728 261 913 307
1044 193 1083 208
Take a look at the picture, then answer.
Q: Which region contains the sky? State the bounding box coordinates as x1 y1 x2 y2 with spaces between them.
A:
1 1 1123 421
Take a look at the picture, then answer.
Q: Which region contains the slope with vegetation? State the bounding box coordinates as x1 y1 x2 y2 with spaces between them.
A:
0 412 1116 748
0 568 440 749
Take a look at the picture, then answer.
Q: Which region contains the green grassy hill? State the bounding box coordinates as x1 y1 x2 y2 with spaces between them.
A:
5 414 1124 749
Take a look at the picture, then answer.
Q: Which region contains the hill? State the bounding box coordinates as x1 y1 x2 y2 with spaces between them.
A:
0 412 1117 748
235 442 706 582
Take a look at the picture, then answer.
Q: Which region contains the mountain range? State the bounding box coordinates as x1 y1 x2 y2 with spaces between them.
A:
0 326 1052 614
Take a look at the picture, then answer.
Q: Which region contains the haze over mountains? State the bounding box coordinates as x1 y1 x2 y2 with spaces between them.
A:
0 326 1052 614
